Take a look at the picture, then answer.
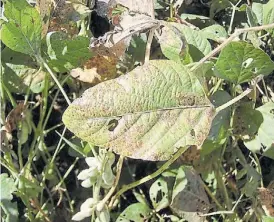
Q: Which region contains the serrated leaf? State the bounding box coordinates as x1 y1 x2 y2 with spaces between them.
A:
2 0 42 56
244 102 274 159
215 41 274 84
169 23 212 61
149 177 169 211
1 47 46 93
115 203 152 222
63 60 216 161
41 32 93 73
171 166 210 221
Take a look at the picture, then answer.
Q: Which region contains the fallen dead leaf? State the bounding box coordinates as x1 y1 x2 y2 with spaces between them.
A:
90 12 158 58
70 55 117 84
5 103 27 133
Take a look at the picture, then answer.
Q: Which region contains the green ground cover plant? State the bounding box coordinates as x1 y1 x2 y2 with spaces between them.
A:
1 0 274 221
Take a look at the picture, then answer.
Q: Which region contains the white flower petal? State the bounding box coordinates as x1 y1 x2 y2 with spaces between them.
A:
78 168 98 180
81 178 95 188
85 157 100 168
72 210 92 221
80 198 96 211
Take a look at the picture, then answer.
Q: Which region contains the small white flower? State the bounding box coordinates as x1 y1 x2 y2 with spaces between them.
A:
72 198 96 221
77 168 98 180
85 157 100 168
81 177 96 188
72 210 93 221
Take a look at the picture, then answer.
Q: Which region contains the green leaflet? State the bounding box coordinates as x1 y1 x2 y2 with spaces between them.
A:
41 32 93 73
215 41 274 84
1 0 42 56
63 60 215 161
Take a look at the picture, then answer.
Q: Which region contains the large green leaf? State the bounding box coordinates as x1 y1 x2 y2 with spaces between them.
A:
41 32 93 73
63 60 215 161
1 0 42 56
244 102 274 159
215 41 274 84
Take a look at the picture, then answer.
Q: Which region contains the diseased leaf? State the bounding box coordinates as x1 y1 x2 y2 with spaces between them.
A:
2 0 42 56
149 177 169 211
63 60 215 161
41 32 93 73
115 203 152 222
70 55 117 84
48 0 91 37
215 41 274 84
244 102 274 160
170 166 210 221
90 12 158 58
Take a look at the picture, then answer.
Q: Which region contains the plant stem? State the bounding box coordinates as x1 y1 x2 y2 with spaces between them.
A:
145 27 156 64
108 146 189 208
37 55 71 105
97 156 124 211
216 88 252 113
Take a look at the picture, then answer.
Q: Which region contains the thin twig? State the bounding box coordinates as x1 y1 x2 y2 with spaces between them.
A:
145 27 156 64
191 23 274 72
216 88 252 112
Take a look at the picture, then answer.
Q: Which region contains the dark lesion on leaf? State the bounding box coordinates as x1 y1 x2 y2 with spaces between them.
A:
107 119 119 131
